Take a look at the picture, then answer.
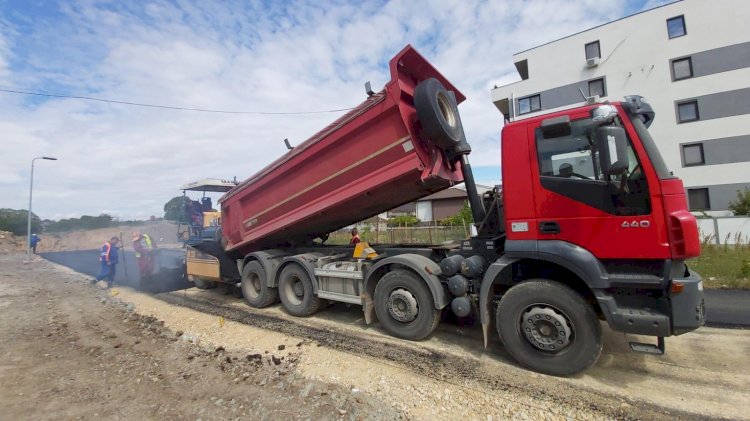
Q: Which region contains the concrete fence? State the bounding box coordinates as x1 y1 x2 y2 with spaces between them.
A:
697 216 750 245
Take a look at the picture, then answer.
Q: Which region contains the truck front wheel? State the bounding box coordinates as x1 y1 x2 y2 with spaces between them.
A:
374 270 440 341
496 279 602 376
278 264 320 317
241 261 278 308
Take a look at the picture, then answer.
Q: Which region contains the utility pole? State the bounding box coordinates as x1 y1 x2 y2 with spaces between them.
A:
26 156 57 263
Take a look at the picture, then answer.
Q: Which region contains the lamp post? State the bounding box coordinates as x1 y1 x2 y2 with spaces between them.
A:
26 156 57 263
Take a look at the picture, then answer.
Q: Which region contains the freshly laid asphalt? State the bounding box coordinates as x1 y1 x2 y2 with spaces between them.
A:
40 249 190 293
38 250 749 328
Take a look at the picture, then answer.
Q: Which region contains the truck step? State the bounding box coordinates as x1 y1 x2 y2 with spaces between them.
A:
629 337 665 355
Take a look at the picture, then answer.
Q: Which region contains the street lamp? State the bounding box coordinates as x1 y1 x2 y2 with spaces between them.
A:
26 156 57 263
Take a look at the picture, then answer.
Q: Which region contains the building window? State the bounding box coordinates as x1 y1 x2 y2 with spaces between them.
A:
677 100 699 123
682 143 705 166
672 57 693 80
585 41 600 60
588 78 606 97
667 15 687 39
518 94 541 115
687 188 710 210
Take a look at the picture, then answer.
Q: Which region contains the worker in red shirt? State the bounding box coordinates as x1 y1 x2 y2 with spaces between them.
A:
350 228 361 245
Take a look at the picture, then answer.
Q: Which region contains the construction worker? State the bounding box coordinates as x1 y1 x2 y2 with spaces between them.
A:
92 236 119 288
132 231 156 278
29 234 40 254
350 228 361 245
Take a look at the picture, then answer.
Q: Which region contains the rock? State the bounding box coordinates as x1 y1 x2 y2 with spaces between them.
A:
338 409 347 415
277 344 285 351
215 346 225 353
126 303 135 312
215 398 224 406
175 330 184 337
271 355 281 365
300 383 315 398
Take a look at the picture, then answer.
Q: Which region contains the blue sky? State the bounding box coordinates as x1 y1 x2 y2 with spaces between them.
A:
0 0 668 220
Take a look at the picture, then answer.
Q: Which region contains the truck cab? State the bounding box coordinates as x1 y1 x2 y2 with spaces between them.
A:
472 96 705 374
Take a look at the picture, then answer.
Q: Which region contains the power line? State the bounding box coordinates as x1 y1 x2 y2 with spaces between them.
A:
0 86 356 115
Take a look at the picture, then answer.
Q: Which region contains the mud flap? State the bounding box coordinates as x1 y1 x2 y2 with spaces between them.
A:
479 256 518 348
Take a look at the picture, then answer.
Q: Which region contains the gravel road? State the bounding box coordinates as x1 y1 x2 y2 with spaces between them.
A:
3 254 748 420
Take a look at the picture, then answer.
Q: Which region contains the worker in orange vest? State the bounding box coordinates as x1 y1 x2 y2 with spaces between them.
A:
92 236 120 287
349 228 361 245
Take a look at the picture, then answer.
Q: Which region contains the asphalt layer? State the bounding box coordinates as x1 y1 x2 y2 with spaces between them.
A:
40 249 189 293
703 288 750 328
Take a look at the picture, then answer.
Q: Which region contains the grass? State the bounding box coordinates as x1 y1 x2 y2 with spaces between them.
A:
690 233 750 289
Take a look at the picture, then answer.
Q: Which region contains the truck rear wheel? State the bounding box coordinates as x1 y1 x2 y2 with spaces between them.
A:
241 261 278 308
278 264 320 317
374 270 440 341
496 279 602 376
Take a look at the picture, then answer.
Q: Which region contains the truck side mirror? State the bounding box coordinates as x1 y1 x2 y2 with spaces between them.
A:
595 126 629 175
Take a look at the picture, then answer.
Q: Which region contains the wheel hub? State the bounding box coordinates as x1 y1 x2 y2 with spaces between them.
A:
521 306 572 352
293 280 304 297
386 288 419 323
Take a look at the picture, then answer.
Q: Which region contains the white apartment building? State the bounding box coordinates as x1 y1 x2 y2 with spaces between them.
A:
491 0 750 214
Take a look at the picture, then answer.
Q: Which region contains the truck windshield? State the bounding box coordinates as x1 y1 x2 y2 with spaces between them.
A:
629 115 674 179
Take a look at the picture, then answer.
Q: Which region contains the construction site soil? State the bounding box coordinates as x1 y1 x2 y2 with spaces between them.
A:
3 253 749 420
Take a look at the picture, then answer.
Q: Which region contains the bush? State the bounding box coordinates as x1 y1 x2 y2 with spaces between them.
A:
439 201 473 226
728 187 750 216
387 214 419 227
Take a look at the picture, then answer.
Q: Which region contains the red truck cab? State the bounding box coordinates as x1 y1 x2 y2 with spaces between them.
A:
476 96 705 374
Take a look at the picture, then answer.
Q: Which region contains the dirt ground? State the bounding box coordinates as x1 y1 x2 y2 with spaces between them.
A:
0 221 180 254
3 254 749 420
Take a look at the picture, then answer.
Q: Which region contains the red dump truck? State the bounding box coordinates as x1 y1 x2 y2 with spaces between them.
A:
191 45 704 376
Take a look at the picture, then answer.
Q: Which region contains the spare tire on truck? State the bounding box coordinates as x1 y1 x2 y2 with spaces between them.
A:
414 77 465 152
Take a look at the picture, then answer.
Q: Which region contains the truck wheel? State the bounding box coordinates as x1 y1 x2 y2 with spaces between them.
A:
496 279 602 376
414 78 463 151
193 277 215 290
278 264 320 317
374 270 440 341
241 261 278 308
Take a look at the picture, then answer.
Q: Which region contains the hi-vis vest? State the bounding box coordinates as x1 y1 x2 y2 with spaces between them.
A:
100 242 111 262
142 234 153 250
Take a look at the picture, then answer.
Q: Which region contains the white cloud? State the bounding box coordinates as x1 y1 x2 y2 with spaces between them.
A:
0 0 646 220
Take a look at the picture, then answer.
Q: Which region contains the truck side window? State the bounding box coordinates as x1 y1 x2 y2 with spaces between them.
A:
536 118 651 216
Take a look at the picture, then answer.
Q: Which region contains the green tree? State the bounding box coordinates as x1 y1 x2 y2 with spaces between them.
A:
0 209 41 235
728 187 750 216
439 201 473 225
164 196 190 222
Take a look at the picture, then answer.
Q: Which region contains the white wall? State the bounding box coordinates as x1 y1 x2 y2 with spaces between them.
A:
491 0 750 203
697 217 750 245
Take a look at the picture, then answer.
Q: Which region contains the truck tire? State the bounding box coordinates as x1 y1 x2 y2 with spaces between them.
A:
241 261 278 308
193 277 215 290
414 78 463 151
278 264 320 317
496 279 602 376
374 270 440 341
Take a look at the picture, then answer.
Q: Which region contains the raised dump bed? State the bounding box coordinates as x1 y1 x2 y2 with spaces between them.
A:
220 45 466 256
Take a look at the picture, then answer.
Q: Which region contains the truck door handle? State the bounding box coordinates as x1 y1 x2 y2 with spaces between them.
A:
539 221 560 234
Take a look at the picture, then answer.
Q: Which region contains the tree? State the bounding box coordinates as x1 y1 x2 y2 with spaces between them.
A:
45 214 115 232
164 196 190 222
728 187 750 216
0 209 41 235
